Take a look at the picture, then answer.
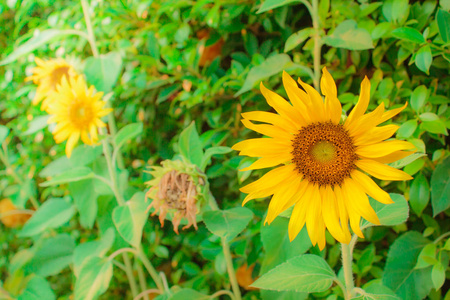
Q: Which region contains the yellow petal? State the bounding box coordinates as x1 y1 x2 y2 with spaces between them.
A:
321 67 342 124
241 119 293 140
241 111 298 133
353 124 399 146
345 76 371 127
350 170 393 204
65 131 80 158
334 186 352 242
356 140 416 158
321 186 347 243
316 218 326 250
241 166 295 196
297 78 327 123
288 182 315 241
377 102 408 125
356 159 413 181
233 138 291 152
305 184 321 246
282 71 312 124
347 102 384 137
371 151 416 164
238 143 292 158
342 178 380 225
240 154 292 171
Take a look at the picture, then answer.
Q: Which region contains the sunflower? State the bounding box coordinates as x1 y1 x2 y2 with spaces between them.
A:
232 68 415 249
46 76 112 158
26 57 78 110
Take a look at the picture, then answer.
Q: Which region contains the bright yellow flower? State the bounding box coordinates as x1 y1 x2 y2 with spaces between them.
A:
46 76 112 158
26 57 78 110
233 68 415 250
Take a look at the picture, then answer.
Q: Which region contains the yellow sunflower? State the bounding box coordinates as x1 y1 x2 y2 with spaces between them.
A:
46 76 112 158
26 57 77 110
233 68 415 250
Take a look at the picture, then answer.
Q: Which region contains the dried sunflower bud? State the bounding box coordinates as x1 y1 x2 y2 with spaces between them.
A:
145 160 208 234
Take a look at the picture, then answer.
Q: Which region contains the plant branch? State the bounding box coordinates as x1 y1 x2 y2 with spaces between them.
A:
137 247 164 292
311 0 322 90
341 243 355 300
133 289 162 300
80 0 99 57
210 289 235 299
136 261 150 300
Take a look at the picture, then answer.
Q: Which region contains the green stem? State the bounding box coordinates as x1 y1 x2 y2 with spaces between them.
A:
434 231 450 244
136 261 150 300
123 253 139 298
0 209 34 219
137 247 164 292
311 0 321 90
102 139 125 205
209 193 241 300
0 147 39 209
80 0 99 57
341 243 355 300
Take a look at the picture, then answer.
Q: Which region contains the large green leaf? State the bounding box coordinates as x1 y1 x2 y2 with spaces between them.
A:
382 232 433 300
84 52 123 93
112 192 149 247
167 289 209 300
203 207 253 242
284 28 314 53
431 156 450 216
40 167 95 187
257 0 304 13
391 27 425 44
25 234 75 277
19 198 75 237
178 122 204 167
323 20 374 50
260 217 311 273
200 146 232 171
235 54 293 96
437 9 450 43
409 173 430 217
361 279 401 300
252 254 336 292
415 45 432 74
0 29 82 65
410 85 428 112
74 257 113 300
17 276 55 300
361 194 409 229
69 179 98 229
114 123 143 151
0 125 10 144
73 228 115 277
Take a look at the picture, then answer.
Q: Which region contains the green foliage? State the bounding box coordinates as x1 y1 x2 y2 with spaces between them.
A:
203 207 253 242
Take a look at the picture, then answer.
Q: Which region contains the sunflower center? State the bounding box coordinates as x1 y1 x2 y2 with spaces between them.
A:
50 66 70 89
69 102 94 129
291 122 358 186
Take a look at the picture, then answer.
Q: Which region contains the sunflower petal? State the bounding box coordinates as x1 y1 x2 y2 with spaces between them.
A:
241 119 293 140
321 186 347 243
351 170 393 204
321 67 342 124
241 111 298 133
353 124 399 146
356 140 416 158
377 102 408 125
343 178 380 225
356 159 413 181
345 76 371 127
65 131 80 158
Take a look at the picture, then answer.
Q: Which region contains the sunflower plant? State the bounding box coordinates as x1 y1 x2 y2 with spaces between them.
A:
0 0 449 300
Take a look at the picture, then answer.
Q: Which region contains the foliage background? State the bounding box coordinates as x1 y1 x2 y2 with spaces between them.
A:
0 0 449 299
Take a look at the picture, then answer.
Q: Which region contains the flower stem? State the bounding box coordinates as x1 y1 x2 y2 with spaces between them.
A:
137 247 165 292
80 0 99 58
209 193 242 300
102 139 125 205
341 243 355 299
311 0 322 90
136 261 150 300
123 252 139 298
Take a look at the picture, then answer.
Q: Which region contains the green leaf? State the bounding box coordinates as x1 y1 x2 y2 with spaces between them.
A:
40 145 102 177
200 146 232 171
252 254 336 292
392 27 425 44
25 234 75 277
437 9 450 43
73 228 115 277
69 179 98 229
84 52 123 93
357 244 376 275
409 173 430 217
0 29 82 66
415 45 432 74
0 125 10 144
415 243 437 269
257 0 303 13
74 257 113 300
397 119 417 138
284 28 314 52
17 276 55 300
431 156 450 216
40 167 95 187
382 231 433 300
323 20 374 50
382 0 409 24
260 217 311 273
178 122 204 167
235 54 293 96
419 112 439 122
114 123 143 151
361 194 409 229
203 207 253 242
112 192 149 247
388 152 427 169
410 85 428 112
21 115 50 136
421 119 448 135
168 289 209 300
362 280 401 300
431 262 445 290
19 198 75 237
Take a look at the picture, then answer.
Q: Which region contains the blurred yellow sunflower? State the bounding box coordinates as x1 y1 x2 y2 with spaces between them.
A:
26 57 78 110
233 67 415 249
46 76 112 158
